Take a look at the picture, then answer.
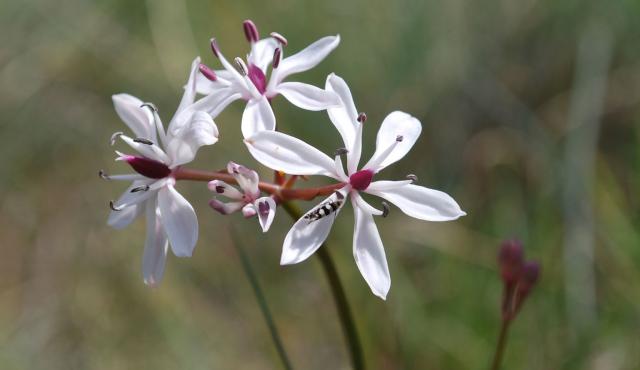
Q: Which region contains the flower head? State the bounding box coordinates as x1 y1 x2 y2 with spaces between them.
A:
244 74 465 299
208 162 277 232
104 58 219 286
193 20 341 137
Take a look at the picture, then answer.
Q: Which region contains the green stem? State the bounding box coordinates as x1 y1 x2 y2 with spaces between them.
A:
281 201 365 370
490 319 511 370
230 228 293 370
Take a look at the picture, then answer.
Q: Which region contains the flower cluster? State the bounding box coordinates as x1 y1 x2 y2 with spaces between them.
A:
102 20 465 298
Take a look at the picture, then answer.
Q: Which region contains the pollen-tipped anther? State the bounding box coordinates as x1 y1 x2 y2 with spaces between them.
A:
133 138 154 145
270 32 288 46
110 132 123 146
357 112 367 123
130 185 150 193
109 200 122 212
406 174 418 183
396 135 404 142
99 170 110 180
381 201 390 217
210 38 220 58
272 48 282 69
334 147 349 156
140 102 158 112
234 57 248 76
242 20 259 43
199 63 218 82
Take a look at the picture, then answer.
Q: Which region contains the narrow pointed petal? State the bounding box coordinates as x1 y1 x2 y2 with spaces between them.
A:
208 180 243 200
166 111 219 167
158 185 198 257
276 82 340 111
189 87 242 120
248 38 279 73
270 35 340 86
112 94 156 141
168 57 201 133
241 96 276 138
245 130 339 179
325 74 359 165
107 181 149 229
351 192 383 216
227 162 260 198
255 197 276 232
353 203 390 300
118 135 170 164
142 199 169 287
363 111 422 171
281 190 346 264
366 183 465 221
195 69 233 95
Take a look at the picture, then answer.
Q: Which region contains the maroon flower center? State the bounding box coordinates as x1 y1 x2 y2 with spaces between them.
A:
248 64 267 95
122 155 171 179
349 169 374 191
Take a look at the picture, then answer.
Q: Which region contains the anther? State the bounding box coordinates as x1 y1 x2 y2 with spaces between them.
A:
133 138 154 145
242 20 259 43
396 135 404 142
199 64 217 82
98 169 110 180
140 102 158 112
110 132 123 146
357 112 367 123
270 32 288 46
109 200 122 212
334 191 345 200
406 174 418 183
234 57 248 76
381 201 390 218
215 185 225 194
130 185 150 193
210 38 220 58
334 147 349 156
272 48 282 69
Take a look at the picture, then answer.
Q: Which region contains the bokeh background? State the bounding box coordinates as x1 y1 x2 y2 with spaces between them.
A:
2 0 639 369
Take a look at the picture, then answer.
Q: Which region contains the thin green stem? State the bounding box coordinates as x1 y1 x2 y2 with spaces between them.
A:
230 228 293 370
490 319 511 370
281 201 365 370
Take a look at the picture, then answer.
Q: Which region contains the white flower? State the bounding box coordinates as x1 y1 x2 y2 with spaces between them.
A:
244 74 465 299
193 20 341 138
105 57 219 286
208 161 277 232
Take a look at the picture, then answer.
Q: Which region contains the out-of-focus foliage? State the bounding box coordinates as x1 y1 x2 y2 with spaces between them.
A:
1 0 639 369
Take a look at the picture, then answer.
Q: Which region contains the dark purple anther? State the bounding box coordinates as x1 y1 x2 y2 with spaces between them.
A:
357 112 367 123
243 20 259 43
215 185 225 194
248 64 267 94
272 48 281 69
210 38 220 58
270 32 288 46
199 64 217 82
350 169 374 191
258 200 270 216
120 154 171 179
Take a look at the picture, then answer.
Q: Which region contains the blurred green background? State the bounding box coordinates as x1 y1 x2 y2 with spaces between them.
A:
2 0 640 369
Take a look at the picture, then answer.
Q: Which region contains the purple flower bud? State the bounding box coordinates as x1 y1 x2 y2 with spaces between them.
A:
498 239 524 285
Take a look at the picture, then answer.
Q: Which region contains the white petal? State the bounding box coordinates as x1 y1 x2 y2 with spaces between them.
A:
142 199 169 287
276 82 340 111
366 183 466 221
112 94 156 141
227 162 260 198
166 111 219 167
241 97 276 138
353 203 390 300
209 199 244 215
281 190 346 264
351 192 383 216
194 70 233 95
118 135 170 164
245 130 339 179
168 57 201 133
255 197 276 232
363 111 422 171
107 181 149 229
189 87 242 120
248 38 279 72
325 73 360 170
366 180 412 192
158 184 198 257
208 180 243 200
269 35 340 86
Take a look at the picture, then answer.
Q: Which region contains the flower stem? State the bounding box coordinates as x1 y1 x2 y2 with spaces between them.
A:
490 319 511 370
281 201 365 370
230 227 293 370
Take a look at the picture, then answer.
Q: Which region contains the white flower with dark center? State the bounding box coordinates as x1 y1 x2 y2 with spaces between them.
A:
208 161 277 232
244 73 465 299
104 57 219 286
194 20 341 138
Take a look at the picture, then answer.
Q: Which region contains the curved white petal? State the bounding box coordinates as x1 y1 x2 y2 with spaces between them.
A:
270 35 340 86
281 190 346 264
189 87 242 120
142 198 169 287
210 199 244 215
353 203 390 300
245 130 339 178
275 82 340 111
112 94 156 141
241 96 276 138
107 181 149 229
168 57 201 134
351 192 383 216
194 70 233 95
208 180 243 200
366 183 465 221
158 184 198 257
118 135 170 164
363 111 422 171
325 73 360 171
366 180 412 192
255 197 277 232
166 111 219 167
227 162 260 198
248 38 279 73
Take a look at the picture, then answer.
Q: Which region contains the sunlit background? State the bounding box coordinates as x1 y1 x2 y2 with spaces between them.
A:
2 0 640 369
